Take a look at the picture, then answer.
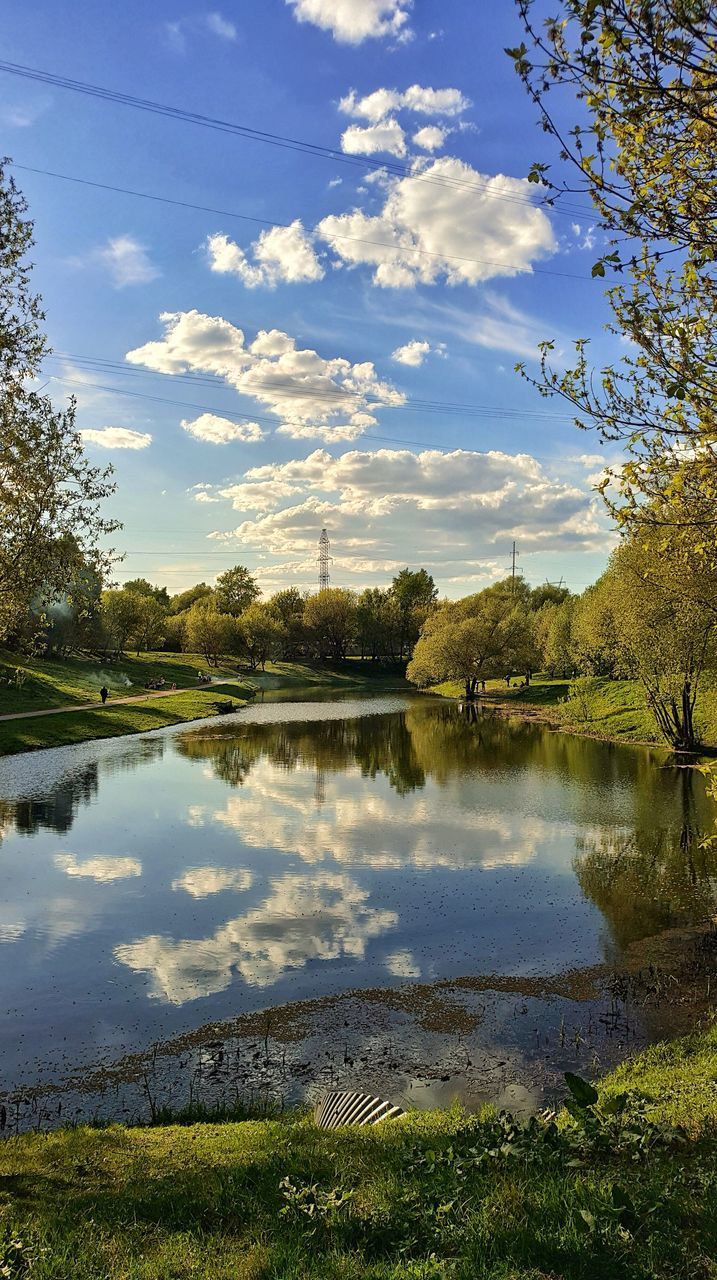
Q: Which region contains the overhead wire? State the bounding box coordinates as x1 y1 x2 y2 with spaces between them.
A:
12 162 602 284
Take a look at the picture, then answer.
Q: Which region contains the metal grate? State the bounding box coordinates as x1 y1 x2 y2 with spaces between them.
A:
314 1090 404 1129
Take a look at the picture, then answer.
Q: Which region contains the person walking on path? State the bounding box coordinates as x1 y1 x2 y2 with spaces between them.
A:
100 686 108 704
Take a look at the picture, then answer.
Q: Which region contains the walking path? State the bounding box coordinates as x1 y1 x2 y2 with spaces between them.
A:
0 680 237 723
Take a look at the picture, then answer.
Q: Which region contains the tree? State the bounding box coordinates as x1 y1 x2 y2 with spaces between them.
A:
304 589 357 661
215 565 260 616
0 161 118 644
170 583 213 613
236 602 285 671
391 568 438 657
571 576 624 677
407 587 535 699
184 601 232 666
130 594 167 654
356 587 399 661
509 4 717 532
123 578 170 609
535 598 575 677
269 587 306 659
101 590 142 657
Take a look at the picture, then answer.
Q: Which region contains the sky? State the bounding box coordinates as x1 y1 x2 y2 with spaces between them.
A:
2 0 624 599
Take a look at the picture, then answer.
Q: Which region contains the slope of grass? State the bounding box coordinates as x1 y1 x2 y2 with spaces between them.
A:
0 649 238 716
428 674 717 748
0 683 253 756
1 1028 717 1279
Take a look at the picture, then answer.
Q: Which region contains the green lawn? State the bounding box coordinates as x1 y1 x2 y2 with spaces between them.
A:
2 1026 717 1278
0 683 254 756
429 674 717 749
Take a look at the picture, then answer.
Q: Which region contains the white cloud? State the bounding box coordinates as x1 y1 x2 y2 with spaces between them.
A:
341 118 406 157
385 948 420 977
316 157 556 288
205 11 237 40
413 125 447 152
206 223 323 288
432 293 566 360
339 85 470 122
127 311 404 442
54 853 142 883
95 235 160 288
208 446 606 568
392 339 430 366
182 413 265 444
81 427 152 450
0 101 48 127
115 870 397 1002
172 866 254 898
286 0 412 44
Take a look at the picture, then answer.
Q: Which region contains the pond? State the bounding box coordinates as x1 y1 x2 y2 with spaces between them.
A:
1 692 716 1127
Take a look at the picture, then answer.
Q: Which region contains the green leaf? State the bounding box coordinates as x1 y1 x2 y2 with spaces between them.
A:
591 260 606 277
564 1072 599 1107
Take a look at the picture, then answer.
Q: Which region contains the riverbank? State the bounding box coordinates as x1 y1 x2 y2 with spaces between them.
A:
0 651 410 756
429 675 717 750
1 1026 715 1279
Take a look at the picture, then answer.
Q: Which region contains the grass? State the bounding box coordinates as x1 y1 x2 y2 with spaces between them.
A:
429 674 717 748
0 652 410 756
2 1027 717 1278
0 683 254 756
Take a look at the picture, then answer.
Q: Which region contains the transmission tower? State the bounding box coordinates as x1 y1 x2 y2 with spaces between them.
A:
317 527 332 591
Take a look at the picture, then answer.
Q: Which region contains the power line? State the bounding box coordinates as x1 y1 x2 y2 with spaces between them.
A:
12 162 602 284
1 62 594 220
48 372 598 459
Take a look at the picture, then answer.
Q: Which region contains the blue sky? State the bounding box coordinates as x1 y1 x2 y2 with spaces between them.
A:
2 0 622 598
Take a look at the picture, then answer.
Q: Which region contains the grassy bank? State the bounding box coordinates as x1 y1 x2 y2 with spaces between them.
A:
430 674 717 749
1 1026 716 1278
0 652 410 756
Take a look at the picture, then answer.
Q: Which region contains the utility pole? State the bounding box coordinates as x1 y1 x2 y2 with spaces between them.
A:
317 527 332 591
511 541 517 594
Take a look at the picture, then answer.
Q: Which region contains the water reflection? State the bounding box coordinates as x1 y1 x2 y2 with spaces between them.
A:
0 695 715 1102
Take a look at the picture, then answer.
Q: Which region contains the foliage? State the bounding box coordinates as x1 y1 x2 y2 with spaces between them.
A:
304 588 358 660
269 587 307 659
391 568 438 657
0 161 118 644
121 578 170 609
100 590 142 658
408 584 535 697
184 601 233 666
509 3 717 530
214 564 260 616
169 583 213 614
235 602 285 670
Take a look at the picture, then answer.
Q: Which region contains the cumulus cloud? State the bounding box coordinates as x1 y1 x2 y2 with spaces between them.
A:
81 427 152 449
206 224 323 288
286 0 412 44
181 413 265 444
339 85 470 122
207 446 606 572
126 311 404 442
316 158 556 287
54 853 142 882
172 866 254 898
341 117 406 157
413 124 447 151
94 235 160 288
391 339 430 366
114 870 397 1002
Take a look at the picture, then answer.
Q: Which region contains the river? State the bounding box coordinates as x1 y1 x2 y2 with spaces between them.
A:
1 692 715 1126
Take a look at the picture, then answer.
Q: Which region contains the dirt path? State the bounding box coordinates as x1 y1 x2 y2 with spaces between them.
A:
0 679 238 723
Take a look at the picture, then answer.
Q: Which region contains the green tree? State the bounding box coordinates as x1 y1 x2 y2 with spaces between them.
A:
129 594 167 654
356 587 399 661
215 565 260 616
101 589 142 657
304 588 357 661
236 602 285 671
170 583 214 613
407 587 535 699
123 578 170 609
510 4 717 531
0 161 118 643
269 587 306 659
185 601 233 667
391 568 438 658
535 598 575 677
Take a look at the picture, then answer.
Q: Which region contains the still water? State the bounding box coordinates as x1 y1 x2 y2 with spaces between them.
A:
0 693 715 1118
